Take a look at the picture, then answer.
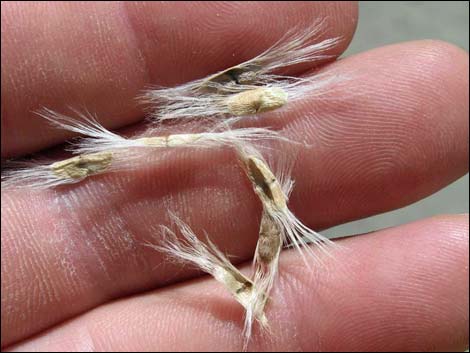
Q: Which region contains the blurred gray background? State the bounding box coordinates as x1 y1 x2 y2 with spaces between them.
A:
324 1 469 238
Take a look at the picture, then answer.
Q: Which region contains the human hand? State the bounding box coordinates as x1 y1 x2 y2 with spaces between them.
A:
1 2 468 351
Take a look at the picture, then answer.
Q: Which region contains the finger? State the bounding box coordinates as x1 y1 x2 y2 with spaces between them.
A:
1 1 358 157
5 215 469 351
1 40 468 347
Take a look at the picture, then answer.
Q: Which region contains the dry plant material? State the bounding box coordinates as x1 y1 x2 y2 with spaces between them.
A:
141 20 341 121
234 143 338 335
38 109 284 154
225 87 288 116
256 212 283 265
50 152 113 179
0 21 345 351
200 64 261 90
238 144 336 263
251 211 283 321
144 214 267 346
151 145 338 347
1 109 284 189
1 152 114 189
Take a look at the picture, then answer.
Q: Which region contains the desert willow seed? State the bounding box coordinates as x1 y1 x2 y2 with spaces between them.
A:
236 148 288 323
250 211 283 322
256 211 283 264
145 215 268 340
141 20 342 121
225 87 288 116
1 110 286 189
50 152 113 180
200 19 336 90
237 143 336 266
36 108 285 155
1 152 114 189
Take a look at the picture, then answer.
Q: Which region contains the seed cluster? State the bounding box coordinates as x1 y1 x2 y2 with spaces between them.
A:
1 22 340 349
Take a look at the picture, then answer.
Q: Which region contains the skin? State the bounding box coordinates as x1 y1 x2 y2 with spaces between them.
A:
1 1 468 351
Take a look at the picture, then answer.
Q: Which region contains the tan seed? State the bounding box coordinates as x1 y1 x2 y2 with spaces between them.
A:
226 87 288 116
51 152 113 180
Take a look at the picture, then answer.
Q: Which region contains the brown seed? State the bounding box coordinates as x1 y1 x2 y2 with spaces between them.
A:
257 213 282 263
200 64 261 92
246 156 287 211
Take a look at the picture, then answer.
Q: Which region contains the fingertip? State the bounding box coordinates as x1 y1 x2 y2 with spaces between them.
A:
274 214 469 351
